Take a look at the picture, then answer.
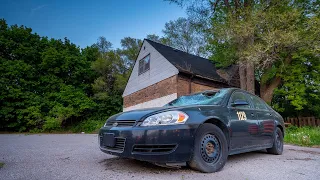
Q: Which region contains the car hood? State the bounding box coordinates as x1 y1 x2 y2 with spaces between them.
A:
108 105 220 122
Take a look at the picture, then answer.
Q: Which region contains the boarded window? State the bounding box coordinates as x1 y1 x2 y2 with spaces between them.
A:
139 54 150 75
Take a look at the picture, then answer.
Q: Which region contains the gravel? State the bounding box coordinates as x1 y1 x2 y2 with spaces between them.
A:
0 134 319 180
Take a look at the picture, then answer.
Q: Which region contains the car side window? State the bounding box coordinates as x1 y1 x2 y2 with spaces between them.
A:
229 92 251 109
249 95 268 110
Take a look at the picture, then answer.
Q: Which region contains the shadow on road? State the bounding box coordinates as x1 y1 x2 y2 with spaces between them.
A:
99 156 190 175
227 150 269 162
99 150 270 174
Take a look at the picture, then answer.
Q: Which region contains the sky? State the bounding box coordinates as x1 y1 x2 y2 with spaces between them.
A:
0 0 186 48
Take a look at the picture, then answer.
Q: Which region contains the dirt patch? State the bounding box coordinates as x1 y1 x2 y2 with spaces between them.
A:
288 149 320 155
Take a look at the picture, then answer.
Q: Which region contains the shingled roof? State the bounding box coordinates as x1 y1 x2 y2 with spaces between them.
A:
145 39 227 84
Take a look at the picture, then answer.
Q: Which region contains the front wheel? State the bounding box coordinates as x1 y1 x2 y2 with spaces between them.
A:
267 127 283 155
188 123 228 173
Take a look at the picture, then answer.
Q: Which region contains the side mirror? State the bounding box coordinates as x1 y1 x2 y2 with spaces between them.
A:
232 99 249 107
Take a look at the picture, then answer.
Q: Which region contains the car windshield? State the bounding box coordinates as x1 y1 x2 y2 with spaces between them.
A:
166 89 229 106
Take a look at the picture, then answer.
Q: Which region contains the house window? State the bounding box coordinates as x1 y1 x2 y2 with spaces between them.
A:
139 54 150 75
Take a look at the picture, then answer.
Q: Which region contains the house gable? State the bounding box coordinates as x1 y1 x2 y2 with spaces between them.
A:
122 40 179 97
145 39 227 84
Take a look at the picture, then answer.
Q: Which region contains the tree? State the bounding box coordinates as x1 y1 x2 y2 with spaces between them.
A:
117 37 144 91
162 17 207 56
166 0 257 92
0 19 97 131
90 36 144 119
117 37 142 70
166 0 320 115
0 20 148 132
146 34 162 43
273 50 320 117
93 36 112 54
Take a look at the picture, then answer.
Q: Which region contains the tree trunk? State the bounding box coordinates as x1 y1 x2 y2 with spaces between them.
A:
224 0 230 8
211 0 221 12
246 61 255 94
235 0 240 9
239 63 247 90
260 77 281 103
260 56 292 103
244 0 253 7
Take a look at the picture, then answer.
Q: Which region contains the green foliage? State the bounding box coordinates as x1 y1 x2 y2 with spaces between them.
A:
273 49 320 117
0 19 129 132
89 36 140 122
119 37 142 63
284 126 320 146
43 117 61 131
163 17 207 56
0 162 4 169
70 118 105 133
2 0 319 132
271 12 320 116
170 0 320 117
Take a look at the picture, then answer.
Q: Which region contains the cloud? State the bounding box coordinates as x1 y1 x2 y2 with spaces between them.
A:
30 4 47 17
31 5 47 12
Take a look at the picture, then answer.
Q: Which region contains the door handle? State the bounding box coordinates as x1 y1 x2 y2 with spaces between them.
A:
251 113 255 117
268 113 272 116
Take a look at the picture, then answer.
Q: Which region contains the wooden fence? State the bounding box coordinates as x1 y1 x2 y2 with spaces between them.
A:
285 117 320 127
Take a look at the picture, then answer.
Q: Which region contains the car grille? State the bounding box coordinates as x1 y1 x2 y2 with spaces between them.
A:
132 144 177 153
100 136 126 152
105 120 136 127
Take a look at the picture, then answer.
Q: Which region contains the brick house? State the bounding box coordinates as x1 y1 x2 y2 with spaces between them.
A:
122 39 239 111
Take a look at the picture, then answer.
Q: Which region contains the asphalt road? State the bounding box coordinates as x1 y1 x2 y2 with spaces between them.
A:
0 134 319 180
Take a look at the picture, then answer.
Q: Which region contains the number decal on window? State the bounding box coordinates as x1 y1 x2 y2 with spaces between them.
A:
237 111 247 120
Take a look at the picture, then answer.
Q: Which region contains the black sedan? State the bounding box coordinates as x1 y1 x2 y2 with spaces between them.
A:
99 88 284 173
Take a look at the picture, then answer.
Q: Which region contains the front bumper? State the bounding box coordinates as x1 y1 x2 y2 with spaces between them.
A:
98 124 199 163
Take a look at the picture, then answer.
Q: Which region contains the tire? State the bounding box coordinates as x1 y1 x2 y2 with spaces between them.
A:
267 127 283 155
188 123 228 173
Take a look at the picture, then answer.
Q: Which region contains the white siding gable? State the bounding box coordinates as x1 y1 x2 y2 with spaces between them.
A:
122 40 179 97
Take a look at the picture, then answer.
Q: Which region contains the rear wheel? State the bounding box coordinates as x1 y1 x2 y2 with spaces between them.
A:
188 123 228 173
267 127 283 155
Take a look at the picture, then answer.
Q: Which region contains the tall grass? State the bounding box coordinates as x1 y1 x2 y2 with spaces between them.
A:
284 126 320 147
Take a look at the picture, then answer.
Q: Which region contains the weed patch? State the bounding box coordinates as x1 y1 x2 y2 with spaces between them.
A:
284 126 320 146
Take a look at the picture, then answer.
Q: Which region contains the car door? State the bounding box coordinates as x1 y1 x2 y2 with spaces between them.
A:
228 91 260 151
248 94 275 146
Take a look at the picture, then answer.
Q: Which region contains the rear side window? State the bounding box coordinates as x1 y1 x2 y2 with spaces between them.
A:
229 92 251 109
249 95 268 110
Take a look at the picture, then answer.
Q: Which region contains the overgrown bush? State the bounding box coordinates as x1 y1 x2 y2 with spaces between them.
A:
70 118 106 133
0 19 124 132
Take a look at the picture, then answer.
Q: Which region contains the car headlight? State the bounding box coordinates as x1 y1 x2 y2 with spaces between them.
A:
141 111 189 126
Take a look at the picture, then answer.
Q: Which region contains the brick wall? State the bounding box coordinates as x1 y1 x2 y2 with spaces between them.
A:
177 77 190 97
123 75 177 108
123 73 232 109
191 82 218 93
177 74 227 97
